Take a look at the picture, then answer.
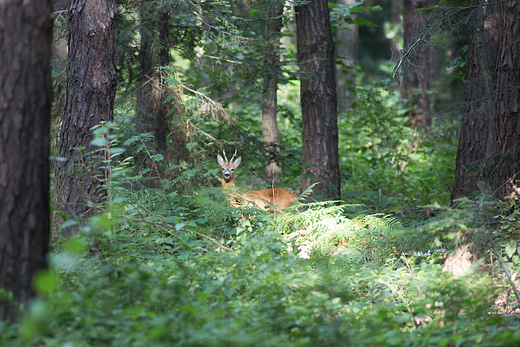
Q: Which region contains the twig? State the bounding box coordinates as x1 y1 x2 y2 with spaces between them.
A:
402 255 425 296
120 215 233 252
393 1 504 80
186 228 234 252
489 235 520 306
393 6 465 80
190 124 220 142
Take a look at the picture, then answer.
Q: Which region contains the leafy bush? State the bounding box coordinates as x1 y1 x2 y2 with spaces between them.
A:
4 121 520 347
340 82 457 215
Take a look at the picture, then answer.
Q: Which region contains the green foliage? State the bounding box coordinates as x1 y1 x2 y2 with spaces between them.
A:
340 81 457 215
31 1 520 346
5 133 520 346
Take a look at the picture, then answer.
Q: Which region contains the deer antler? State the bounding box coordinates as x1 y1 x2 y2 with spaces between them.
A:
222 149 238 163
223 149 228 162
230 149 237 163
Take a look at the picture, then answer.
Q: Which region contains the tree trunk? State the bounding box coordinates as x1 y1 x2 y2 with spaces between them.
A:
136 9 190 171
0 0 53 321
136 2 154 137
153 11 172 152
402 0 431 127
333 0 357 116
487 2 520 199
53 0 118 233
296 0 341 200
389 0 401 56
451 1 520 200
262 5 284 185
451 8 490 200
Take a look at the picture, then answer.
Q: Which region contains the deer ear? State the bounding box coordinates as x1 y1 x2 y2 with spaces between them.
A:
234 156 242 168
217 154 225 166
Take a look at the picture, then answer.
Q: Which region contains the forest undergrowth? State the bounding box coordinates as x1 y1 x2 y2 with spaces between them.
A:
2 131 520 346
3 0 520 344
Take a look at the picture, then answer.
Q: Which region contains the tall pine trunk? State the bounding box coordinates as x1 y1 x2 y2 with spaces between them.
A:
53 0 118 233
262 5 284 185
333 0 357 116
296 0 341 200
0 0 53 321
451 1 520 200
136 9 190 172
402 0 431 127
389 0 401 56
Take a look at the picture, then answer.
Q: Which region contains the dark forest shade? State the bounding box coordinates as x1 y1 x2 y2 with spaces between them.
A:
402 0 431 127
0 0 53 321
452 1 520 200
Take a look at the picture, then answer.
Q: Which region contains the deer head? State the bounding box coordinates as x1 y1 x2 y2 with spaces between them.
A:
217 150 241 188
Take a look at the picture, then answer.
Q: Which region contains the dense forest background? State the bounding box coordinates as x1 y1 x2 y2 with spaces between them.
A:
1 0 520 345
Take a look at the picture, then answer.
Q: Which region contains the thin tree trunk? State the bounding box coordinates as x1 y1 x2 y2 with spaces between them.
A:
0 0 53 321
136 2 154 137
153 11 172 152
390 0 401 55
137 9 189 169
53 0 118 233
333 0 357 116
402 0 431 127
296 0 341 200
262 5 284 184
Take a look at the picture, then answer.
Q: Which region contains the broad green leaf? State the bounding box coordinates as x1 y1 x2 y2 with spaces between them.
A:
505 240 517 259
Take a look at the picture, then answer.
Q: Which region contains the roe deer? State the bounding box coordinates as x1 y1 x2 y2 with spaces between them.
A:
217 151 297 212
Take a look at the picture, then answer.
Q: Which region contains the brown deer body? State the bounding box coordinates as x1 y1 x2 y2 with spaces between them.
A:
217 151 297 211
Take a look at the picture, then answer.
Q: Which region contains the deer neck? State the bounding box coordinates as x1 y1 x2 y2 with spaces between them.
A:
222 177 235 189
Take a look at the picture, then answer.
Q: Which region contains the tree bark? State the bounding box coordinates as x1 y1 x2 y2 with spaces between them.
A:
136 8 190 170
0 0 53 321
136 1 154 137
53 0 118 233
487 2 520 199
296 0 341 200
262 5 284 185
153 11 173 153
451 1 520 200
333 0 357 116
389 0 401 56
402 0 431 127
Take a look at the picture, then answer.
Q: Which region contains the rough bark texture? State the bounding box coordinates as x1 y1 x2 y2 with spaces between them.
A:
333 0 357 116
451 8 491 200
136 9 190 172
296 0 341 200
451 1 520 200
136 2 154 137
488 2 520 198
154 11 173 152
402 0 431 127
262 6 284 184
53 0 118 232
51 0 69 140
0 0 53 321
389 0 401 56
